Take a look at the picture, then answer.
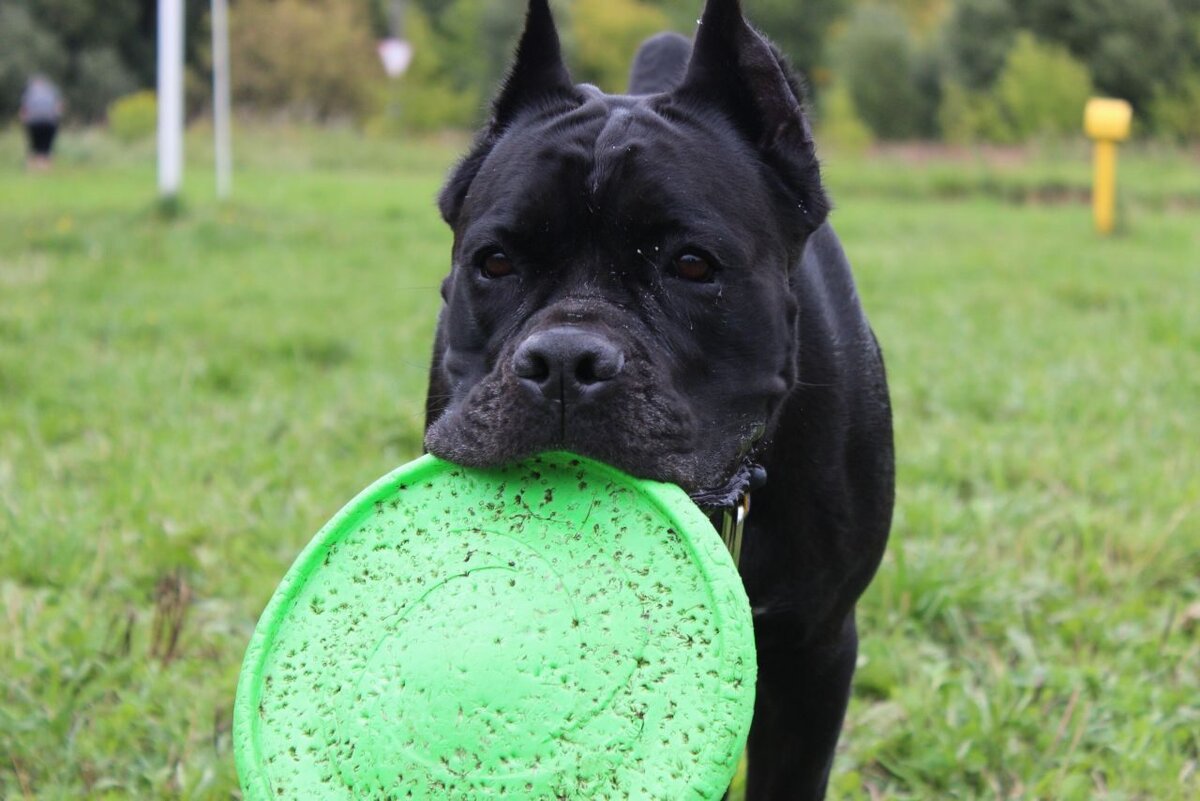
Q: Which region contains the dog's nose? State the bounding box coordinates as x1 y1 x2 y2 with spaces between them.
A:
512 327 624 404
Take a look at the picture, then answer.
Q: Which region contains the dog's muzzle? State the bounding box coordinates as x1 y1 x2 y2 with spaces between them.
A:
509 326 767 565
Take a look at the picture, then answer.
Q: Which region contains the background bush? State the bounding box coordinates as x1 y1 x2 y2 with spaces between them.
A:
938 81 1013 144
940 0 1018 91
816 83 874 152
372 5 481 133
1009 0 1192 113
391 0 523 124
938 31 1093 143
107 90 157 143
72 47 140 122
230 0 383 122
933 0 1200 140
836 5 924 140
570 0 669 93
1150 70 1200 142
996 32 1093 140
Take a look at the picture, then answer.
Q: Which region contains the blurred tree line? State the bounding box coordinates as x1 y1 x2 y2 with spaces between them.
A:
1 0 1197 142
838 0 1200 143
0 0 209 121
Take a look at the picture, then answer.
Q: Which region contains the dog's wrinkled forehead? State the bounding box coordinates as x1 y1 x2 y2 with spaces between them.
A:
440 0 828 242
455 91 776 253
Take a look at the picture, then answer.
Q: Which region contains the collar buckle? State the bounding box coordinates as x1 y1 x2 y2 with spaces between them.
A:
717 492 751 566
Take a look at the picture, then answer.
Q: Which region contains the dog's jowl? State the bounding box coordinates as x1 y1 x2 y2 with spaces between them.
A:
423 1 894 798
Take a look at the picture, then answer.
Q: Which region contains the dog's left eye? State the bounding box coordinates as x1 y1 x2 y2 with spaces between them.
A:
480 252 514 279
672 253 714 283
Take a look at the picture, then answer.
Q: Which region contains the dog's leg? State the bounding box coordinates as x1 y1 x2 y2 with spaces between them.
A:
743 612 859 801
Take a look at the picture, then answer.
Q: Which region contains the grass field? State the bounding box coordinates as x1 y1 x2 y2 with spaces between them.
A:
1 126 1198 800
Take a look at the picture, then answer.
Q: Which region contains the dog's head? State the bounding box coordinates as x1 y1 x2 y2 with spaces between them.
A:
424 0 828 494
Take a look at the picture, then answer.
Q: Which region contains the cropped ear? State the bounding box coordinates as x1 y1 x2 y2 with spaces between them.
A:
438 0 576 225
491 0 574 128
674 0 829 230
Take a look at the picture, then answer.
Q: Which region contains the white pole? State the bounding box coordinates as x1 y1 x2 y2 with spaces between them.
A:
157 0 185 198
212 0 232 199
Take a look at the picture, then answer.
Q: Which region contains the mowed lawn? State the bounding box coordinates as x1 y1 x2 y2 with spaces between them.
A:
1 129 1197 800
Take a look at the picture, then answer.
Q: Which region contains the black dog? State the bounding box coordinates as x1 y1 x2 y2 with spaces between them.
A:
424 1 894 797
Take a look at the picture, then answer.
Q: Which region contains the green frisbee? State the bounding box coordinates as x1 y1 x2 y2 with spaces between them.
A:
234 452 756 800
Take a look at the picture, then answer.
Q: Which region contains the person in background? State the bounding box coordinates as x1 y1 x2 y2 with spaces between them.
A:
20 75 64 171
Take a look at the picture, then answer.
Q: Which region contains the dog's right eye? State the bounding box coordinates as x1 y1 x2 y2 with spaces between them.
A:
672 253 715 283
479 252 514 279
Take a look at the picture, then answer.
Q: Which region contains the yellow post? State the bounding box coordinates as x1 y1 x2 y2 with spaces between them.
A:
1092 139 1117 234
1083 98 1133 235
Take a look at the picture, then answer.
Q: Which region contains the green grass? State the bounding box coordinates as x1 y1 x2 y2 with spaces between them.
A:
1 126 1197 800
820 141 1200 211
